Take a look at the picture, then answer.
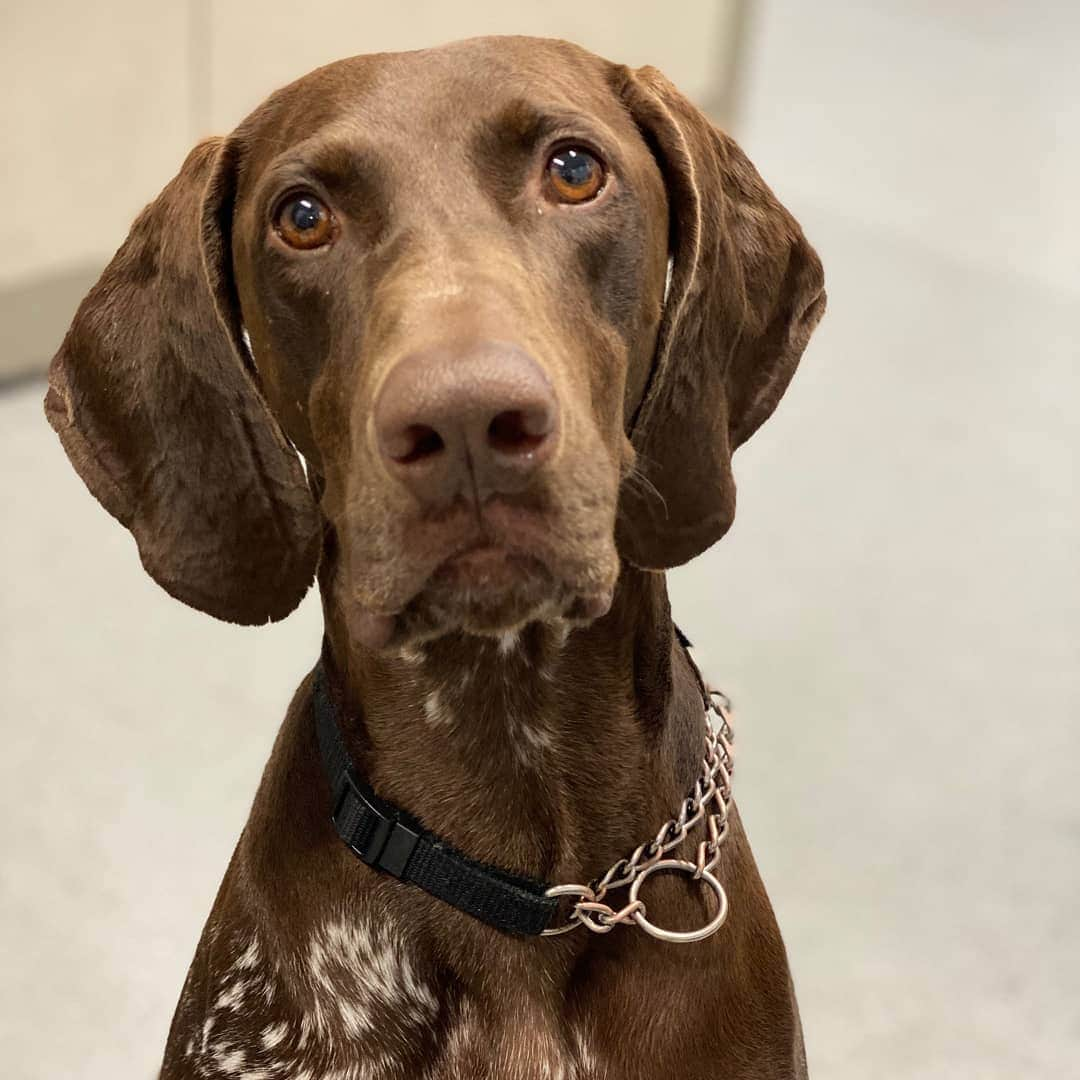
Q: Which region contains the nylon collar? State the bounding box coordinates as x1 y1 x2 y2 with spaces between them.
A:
313 663 557 935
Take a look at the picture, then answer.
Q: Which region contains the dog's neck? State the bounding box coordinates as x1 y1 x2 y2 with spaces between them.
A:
318 566 702 886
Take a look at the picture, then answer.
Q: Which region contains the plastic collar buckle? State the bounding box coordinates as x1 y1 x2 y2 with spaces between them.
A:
332 773 420 878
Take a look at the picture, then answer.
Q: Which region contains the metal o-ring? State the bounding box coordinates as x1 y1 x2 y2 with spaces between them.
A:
628 858 729 943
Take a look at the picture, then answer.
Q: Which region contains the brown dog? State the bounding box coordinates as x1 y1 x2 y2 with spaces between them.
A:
45 36 824 1080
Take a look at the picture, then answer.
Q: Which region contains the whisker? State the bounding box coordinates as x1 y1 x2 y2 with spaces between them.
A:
621 461 669 520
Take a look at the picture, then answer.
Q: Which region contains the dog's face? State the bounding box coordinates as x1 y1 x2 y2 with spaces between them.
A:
45 38 825 649
231 40 670 645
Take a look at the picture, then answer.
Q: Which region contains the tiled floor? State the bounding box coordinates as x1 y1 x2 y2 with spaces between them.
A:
2 5 1077 1078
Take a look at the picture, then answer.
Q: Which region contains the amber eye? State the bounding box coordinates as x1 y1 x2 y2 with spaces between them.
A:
273 192 335 250
546 147 605 204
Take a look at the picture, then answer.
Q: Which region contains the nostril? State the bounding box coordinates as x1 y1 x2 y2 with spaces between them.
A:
487 409 549 455
393 424 445 465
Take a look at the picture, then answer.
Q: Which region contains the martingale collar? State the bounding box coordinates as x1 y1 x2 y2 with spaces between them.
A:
313 625 732 940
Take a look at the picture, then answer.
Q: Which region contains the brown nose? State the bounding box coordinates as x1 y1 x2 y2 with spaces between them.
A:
373 342 559 507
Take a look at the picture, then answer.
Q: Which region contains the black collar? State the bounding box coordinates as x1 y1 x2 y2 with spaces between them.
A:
313 663 557 935
312 625 700 937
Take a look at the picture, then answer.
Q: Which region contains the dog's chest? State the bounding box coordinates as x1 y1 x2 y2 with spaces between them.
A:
167 919 604 1080
166 926 739 1080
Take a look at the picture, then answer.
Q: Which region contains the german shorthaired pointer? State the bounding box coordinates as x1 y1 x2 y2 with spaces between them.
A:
46 36 825 1079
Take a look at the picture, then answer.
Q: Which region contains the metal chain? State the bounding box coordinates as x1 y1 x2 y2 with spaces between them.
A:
541 686 735 942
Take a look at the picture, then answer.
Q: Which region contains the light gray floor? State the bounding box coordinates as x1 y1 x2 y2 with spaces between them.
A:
2 6 1078 1079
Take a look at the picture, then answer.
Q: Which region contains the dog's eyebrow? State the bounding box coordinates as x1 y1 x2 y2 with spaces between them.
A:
269 139 384 190
254 136 395 213
478 99 609 152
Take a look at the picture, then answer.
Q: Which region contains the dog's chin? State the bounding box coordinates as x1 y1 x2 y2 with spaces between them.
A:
351 544 614 650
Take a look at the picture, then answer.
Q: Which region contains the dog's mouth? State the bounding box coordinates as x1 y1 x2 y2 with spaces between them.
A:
405 543 562 637
434 541 536 591
344 500 617 649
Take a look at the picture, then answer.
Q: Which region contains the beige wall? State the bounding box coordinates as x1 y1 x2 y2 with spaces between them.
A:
3 1 191 290
2 2 739 292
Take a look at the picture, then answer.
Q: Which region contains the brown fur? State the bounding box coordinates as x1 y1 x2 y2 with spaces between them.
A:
44 36 824 1079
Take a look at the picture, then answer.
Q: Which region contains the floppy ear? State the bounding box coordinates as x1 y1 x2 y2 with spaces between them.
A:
44 138 321 624
615 66 826 569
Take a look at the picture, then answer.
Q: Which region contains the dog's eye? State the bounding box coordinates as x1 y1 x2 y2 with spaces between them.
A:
546 147 605 204
273 192 335 250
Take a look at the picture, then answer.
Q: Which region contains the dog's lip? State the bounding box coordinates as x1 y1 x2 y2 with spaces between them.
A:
348 499 617 645
349 517 548 620
433 540 535 588
423 503 552 575
441 540 509 568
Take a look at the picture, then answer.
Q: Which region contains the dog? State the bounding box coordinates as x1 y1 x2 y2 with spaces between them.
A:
45 35 825 1079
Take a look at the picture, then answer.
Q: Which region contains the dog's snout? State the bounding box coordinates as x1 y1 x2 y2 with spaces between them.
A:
374 342 559 505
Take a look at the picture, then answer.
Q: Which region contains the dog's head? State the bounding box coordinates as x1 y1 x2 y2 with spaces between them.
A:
45 37 824 649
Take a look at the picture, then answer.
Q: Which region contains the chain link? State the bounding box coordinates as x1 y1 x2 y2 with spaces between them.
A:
541 685 735 941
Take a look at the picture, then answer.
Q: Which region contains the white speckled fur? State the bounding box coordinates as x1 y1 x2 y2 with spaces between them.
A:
422 688 452 727
305 917 436 1036
185 918 438 1079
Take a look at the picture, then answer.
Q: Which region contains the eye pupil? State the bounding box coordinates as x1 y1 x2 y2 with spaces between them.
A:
553 150 594 188
274 191 334 249
547 147 604 203
291 198 322 231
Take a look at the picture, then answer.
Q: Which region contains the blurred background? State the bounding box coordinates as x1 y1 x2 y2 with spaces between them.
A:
2 2 1077 1077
